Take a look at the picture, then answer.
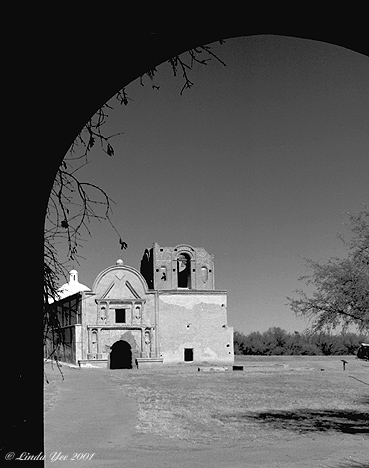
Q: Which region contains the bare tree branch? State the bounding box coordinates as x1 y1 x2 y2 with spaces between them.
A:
44 40 226 366
287 207 369 333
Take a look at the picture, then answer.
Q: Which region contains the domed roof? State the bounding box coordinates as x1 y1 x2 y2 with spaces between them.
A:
55 269 91 301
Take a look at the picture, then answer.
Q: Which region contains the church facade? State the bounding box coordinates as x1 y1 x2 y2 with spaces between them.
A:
47 243 234 369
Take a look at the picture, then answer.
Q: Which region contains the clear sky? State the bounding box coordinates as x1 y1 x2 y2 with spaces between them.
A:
58 35 369 334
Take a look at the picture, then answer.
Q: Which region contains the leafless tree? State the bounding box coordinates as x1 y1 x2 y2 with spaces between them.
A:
288 206 369 333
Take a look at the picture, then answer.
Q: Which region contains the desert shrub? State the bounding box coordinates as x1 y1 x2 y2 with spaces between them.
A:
234 328 368 356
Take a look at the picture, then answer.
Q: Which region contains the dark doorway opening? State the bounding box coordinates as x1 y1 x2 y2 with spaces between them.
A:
184 348 194 362
110 340 132 369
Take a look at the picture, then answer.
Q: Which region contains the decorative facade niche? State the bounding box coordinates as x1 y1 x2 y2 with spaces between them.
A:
201 266 208 283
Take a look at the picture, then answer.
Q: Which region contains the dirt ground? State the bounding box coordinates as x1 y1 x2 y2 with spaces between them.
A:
44 356 368 468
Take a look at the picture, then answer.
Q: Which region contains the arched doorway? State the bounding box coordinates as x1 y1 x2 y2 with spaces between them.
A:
110 340 133 369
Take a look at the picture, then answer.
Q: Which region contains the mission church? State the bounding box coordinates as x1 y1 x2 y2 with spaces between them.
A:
47 243 234 369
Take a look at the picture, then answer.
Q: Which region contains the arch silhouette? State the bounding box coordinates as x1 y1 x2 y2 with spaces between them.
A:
40 29 368 215
13 27 367 456
109 340 133 369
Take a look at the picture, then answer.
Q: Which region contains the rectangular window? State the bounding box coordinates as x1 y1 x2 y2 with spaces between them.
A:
115 309 126 323
184 348 194 362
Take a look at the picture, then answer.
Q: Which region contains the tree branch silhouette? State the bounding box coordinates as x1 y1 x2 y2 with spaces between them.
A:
44 41 226 366
287 206 369 333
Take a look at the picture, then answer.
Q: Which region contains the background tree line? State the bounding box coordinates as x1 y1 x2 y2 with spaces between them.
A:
234 327 368 356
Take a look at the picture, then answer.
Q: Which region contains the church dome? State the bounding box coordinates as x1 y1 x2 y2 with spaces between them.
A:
55 269 91 301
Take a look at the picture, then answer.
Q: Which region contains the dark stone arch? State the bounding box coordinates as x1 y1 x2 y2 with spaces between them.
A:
18 26 368 458
39 29 368 209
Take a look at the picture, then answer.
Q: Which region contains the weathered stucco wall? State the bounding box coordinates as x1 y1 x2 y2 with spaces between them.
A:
158 292 234 365
99 329 141 361
80 263 157 362
151 243 215 291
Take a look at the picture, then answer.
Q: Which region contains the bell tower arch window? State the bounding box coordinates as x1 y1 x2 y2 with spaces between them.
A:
177 253 191 289
201 266 208 283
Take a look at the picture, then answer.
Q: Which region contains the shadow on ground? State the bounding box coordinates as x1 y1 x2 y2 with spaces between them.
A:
357 395 369 405
218 408 369 435
333 461 369 468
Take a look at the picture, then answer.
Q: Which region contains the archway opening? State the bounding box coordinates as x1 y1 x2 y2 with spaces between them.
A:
177 253 191 288
110 340 132 369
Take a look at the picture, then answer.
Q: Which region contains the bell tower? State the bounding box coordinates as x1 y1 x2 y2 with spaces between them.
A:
140 243 215 291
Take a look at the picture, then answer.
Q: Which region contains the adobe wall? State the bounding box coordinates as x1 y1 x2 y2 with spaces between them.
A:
158 291 234 365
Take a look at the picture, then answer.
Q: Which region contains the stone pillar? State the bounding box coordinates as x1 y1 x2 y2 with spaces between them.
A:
96 328 100 354
172 259 177 289
96 303 100 325
140 327 145 358
105 300 110 325
190 258 196 289
87 328 91 354
150 327 154 357
75 324 82 362
154 291 160 358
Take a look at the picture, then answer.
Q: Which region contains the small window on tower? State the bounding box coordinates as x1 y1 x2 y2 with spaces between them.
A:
160 266 167 281
115 309 126 323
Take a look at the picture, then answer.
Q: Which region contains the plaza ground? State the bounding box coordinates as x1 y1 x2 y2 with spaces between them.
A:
44 355 368 467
